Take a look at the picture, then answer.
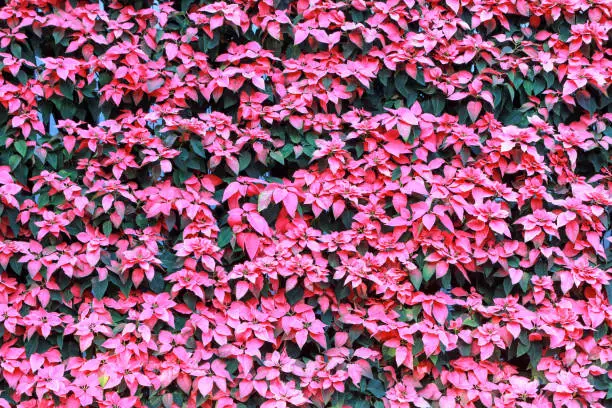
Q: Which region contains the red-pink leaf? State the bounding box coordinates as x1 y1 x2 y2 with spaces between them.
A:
243 233 260 259
63 136 76 153
509 268 523 285
165 43 178 60
467 101 482 122
246 213 269 236
446 0 460 13
384 140 411 157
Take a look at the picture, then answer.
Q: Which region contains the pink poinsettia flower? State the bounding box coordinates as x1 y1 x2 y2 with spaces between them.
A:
556 255 610 294
262 380 310 408
98 392 139 408
33 364 68 400
22 309 63 339
140 293 177 327
515 209 559 244
34 211 71 240
120 246 161 287
70 374 104 406
71 313 113 351
474 323 510 360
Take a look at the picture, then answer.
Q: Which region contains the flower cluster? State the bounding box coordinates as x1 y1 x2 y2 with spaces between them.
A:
0 0 611 407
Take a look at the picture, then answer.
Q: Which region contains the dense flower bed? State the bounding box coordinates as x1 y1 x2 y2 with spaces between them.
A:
0 0 611 407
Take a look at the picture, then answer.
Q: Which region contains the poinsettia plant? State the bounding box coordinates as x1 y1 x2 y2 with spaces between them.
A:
0 0 610 407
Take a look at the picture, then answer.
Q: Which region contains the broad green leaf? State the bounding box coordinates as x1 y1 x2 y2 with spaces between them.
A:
92 278 109 299
14 140 27 157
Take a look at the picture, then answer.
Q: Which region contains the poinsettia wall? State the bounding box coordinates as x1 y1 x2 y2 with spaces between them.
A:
0 0 611 407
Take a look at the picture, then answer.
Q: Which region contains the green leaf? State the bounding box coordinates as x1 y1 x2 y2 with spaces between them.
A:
458 341 472 356
218 226 233 248
60 81 74 100
183 292 197 311
25 334 40 357
239 150 251 171
223 92 238 108
52 29 64 44
535 261 548 276
377 68 391 86
543 71 555 88
10 43 21 59
506 83 515 101
92 278 109 299
189 139 206 158
6 209 19 237
558 24 570 42
422 264 435 282
102 221 112 236
109 274 133 298
9 258 23 276
280 144 294 158
14 140 27 157
415 68 425 86
511 73 524 89
431 96 445 116
409 269 422 290
286 286 304 305
181 0 193 11
517 341 530 357
382 345 396 360
533 78 546 95
334 283 350 301
149 271 165 293
493 87 504 108
507 71 515 84
592 375 609 391
60 339 80 360
395 72 416 104
523 80 533 95
576 92 598 114
508 256 520 268
503 278 513 295
366 379 386 398
519 272 530 292
391 167 401 181
594 323 607 340
159 250 179 273
270 151 284 164
136 214 148 229
47 153 58 169
9 154 21 169
527 342 542 368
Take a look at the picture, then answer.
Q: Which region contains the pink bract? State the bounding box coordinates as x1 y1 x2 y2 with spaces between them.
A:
0 0 610 407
